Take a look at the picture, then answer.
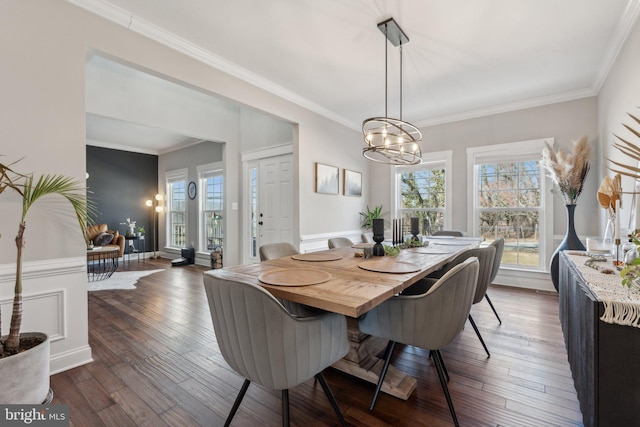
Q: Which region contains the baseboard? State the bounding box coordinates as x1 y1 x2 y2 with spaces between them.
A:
50 345 93 375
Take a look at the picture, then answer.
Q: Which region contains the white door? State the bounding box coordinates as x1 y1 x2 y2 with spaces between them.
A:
248 153 294 262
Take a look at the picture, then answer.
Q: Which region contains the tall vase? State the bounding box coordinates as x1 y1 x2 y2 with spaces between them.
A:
550 204 585 291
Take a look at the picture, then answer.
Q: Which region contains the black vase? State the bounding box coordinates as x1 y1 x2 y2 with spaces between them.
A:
550 204 586 291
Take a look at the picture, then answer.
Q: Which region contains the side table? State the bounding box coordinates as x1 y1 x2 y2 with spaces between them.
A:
124 235 145 265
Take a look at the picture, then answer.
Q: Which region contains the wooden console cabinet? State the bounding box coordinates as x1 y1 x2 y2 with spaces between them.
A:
559 252 640 427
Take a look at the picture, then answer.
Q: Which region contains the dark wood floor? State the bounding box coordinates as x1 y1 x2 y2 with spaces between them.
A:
52 258 584 426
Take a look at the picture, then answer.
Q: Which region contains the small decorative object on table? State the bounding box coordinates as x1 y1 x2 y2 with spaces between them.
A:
541 136 591 291
372 218 385 256
122 218 136 237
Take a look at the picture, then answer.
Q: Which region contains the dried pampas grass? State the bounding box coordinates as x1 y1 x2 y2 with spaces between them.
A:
541 136 591 204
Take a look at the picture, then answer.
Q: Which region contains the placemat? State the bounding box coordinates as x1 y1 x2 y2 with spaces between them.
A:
291 253 343 262
352 243 374 249
258 269 332 286
407 247 452 254
358 258 421 274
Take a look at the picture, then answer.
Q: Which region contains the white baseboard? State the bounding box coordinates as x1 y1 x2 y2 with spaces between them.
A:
493 268 556 292
50 345 93 375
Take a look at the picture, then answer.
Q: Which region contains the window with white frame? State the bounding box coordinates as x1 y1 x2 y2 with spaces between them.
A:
198 162 224 252
467 139 553 271
394 151 452 235
166 169 188 248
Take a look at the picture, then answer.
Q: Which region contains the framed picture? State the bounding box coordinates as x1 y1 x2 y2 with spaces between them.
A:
315 162 339 194
343 169 362 197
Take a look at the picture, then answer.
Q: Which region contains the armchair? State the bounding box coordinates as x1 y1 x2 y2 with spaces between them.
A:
85 224 125 257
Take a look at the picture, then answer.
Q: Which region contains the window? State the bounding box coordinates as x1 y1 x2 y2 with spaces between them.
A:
467 139 553 271
198 162 224 252
393 151 452 235
166 169 188 248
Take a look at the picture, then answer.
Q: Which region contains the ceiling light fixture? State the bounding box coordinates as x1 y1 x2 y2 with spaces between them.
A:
362 18 422 165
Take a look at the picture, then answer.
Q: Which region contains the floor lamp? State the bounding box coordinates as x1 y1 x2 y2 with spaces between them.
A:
145 194 163 259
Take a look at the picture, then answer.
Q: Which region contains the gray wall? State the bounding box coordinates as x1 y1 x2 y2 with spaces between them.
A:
159 141 224 252
86 145 158 249
369 97 600 240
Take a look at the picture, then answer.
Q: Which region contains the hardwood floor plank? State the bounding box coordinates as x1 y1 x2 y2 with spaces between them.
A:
51 259 584 426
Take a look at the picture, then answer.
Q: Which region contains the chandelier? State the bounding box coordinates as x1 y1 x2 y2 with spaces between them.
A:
362 18 422 165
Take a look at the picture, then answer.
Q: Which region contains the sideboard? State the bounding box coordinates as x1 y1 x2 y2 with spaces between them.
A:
559 252 640 427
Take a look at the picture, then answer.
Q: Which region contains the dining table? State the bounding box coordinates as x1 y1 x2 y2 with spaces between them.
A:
204 235 483 400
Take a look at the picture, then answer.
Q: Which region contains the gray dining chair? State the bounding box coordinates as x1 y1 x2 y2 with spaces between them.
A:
406 246 496 358
203 271 349 427
259 242 298 261
432 230 464 237
328 237 353 249
358 257 479 426
361 232 374 243
258 242 321 317
485 238 505 324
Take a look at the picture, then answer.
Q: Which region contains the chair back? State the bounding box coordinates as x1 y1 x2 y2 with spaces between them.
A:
259 242 298 261
328 237 353 249
203 271 348 390
432 230 464 237
488 238 505 284
359 257 479 350
361 232 374 243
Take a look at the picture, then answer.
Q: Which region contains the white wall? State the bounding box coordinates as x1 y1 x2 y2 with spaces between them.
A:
369 97 599 292
598 17 640 233
0 0 363 373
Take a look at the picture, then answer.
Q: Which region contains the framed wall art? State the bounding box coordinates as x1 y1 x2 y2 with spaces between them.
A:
343 169 362 197
315 162 339 194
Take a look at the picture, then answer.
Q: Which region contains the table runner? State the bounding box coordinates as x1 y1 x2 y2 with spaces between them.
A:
566 251 640 328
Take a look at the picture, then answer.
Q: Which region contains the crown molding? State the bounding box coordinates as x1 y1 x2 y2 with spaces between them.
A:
68 0 639 133
67 0 360 131
592 0 640 92
414 88 597 128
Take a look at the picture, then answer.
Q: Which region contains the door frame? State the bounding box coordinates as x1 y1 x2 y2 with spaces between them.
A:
241 143 294 264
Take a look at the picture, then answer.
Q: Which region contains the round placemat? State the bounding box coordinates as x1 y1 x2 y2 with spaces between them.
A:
358 258 421 274
352 243 374 249
258 269 332 286
291 253 343 262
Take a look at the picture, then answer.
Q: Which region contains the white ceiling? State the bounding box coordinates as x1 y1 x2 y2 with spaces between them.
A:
77 0 640 152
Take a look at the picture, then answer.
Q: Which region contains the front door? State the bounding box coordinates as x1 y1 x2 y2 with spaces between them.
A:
246 153 294 263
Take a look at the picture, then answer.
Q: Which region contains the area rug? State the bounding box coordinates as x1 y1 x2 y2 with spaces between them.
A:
87 269 165 291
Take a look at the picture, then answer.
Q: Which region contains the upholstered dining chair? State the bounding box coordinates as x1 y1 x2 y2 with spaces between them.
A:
258 242 320 317
203 271 349 427
259 242 298 261
408 246 496 357
361 232 374 243
485 238 505 323
328 237 353 249
358 257 479 426
432 230 464 237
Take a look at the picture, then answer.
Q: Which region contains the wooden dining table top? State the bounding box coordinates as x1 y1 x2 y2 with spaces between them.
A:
206 237 483 318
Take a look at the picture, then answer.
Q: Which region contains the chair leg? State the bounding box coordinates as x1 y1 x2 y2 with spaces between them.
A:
370 340 396 411
282 389 289 427
468 314 491 357
224 379 250 427
485 294 502 324
435 349 450 382
433 350 459 427
315 373 347 427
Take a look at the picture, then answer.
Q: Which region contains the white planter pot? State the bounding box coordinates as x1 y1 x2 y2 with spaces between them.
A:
0 332 50 404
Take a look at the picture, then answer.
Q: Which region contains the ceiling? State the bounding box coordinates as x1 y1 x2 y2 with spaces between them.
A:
77 0 640 152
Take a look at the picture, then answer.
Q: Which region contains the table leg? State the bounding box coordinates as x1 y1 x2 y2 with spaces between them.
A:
332 317 417 400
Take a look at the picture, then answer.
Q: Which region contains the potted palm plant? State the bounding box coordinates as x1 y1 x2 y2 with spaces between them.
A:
0 158 91 403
